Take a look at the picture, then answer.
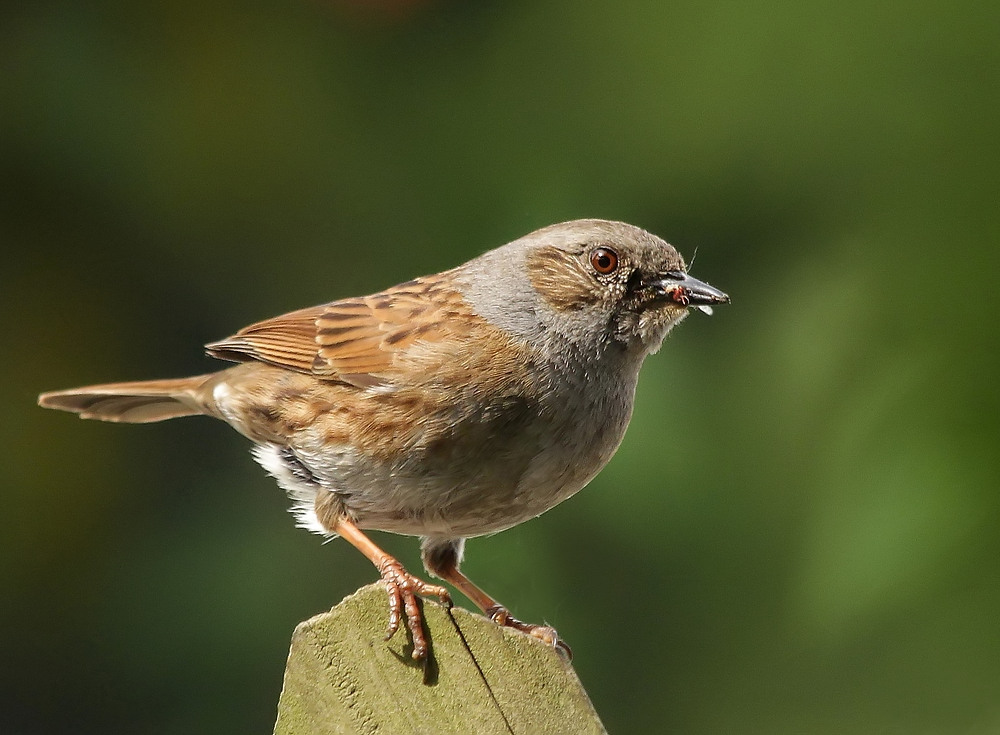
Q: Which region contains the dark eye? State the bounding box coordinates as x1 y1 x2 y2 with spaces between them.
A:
590 247 619 274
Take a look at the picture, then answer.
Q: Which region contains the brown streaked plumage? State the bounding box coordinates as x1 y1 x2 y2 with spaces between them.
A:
204 271 475 387
38 218 729 661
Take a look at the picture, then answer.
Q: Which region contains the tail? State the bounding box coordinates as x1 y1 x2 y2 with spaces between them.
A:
38 375 216 424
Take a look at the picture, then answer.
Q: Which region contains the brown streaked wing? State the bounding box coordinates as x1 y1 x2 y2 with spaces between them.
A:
313 272 472 383
205 272 472 386
205 303 327 374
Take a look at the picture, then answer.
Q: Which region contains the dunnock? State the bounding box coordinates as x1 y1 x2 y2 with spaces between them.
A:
39 219 728 660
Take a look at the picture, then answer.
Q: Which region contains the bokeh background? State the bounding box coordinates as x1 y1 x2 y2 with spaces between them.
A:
3 1 998 733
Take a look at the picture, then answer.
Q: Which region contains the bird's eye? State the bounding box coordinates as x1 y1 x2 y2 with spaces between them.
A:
590 247 619 274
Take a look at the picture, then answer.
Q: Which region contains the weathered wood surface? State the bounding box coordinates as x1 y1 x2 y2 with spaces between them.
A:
273 583 606 735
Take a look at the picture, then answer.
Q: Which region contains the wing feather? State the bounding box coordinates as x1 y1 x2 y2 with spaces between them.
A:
204 271 472 387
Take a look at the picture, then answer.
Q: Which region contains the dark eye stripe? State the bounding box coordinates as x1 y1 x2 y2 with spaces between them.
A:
625 269 644 293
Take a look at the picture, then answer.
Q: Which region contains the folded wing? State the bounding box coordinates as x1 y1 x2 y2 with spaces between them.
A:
205 271 472 388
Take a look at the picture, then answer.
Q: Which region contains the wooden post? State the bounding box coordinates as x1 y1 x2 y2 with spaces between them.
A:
273 583 606 734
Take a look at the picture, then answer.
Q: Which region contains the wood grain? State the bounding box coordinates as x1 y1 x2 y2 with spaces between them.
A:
273 583 606 735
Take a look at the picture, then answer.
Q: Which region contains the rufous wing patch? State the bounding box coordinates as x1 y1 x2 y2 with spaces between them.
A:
205 270 475 388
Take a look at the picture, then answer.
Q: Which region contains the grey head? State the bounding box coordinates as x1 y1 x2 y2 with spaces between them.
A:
460 219 729 366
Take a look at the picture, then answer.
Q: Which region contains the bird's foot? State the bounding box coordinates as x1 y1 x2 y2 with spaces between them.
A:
377 557 452 660
485 604 573 659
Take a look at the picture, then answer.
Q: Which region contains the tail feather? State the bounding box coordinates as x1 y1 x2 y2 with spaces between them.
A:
38 375 215 424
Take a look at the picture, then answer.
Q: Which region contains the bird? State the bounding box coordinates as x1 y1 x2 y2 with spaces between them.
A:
38 218 728 660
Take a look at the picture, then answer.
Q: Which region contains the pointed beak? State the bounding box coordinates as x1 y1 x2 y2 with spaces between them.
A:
654 271 730 308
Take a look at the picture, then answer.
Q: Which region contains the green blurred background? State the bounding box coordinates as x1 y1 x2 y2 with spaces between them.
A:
3 1 998 732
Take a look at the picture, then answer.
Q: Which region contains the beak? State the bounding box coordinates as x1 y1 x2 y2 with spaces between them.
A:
654 271 730 308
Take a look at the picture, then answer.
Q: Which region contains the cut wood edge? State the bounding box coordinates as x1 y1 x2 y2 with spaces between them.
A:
273 582 606 735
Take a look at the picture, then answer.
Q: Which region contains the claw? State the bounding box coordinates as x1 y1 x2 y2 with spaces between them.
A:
378 557 452 660
484 604 573 660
